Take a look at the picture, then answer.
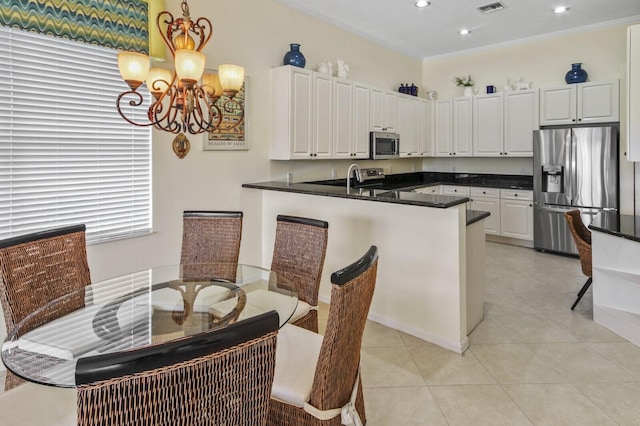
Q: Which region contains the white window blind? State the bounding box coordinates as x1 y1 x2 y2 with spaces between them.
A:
0 27 152 243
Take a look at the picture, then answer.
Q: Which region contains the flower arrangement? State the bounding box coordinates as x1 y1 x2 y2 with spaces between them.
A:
453 75 474 87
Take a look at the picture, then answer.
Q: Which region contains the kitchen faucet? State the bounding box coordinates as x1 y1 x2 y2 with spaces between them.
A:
346 163 361 192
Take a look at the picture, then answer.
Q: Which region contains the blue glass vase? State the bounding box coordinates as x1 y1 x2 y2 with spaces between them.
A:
565 63 588 84
283 43 306 68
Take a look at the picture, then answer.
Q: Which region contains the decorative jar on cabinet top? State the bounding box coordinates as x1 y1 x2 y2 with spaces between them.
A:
565 63 588 84
283 43 306 68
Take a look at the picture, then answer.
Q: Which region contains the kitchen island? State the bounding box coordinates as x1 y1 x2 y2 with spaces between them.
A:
589 212 640 348
243 178 489 353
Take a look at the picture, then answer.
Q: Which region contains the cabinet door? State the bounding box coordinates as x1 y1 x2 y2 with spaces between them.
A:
540 86 576 126
290 68 314 159
472 93 503 156
578 80 619 124
435 100 453 156
352 82 371 158
397 95 411 155
500 199 534 240
504 89 538 157
471 197 500 235
453 97 473 156
419 99 434 156
332 78 353 159
370 87 384 131
629 25 640 161
415 185 440 194
383 90 397 131
313 73 333 158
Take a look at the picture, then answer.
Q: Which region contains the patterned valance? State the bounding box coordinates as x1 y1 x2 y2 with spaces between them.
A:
0 0 148 53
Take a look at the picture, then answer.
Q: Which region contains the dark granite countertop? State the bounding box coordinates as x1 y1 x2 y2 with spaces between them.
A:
589 212 640 243
242 181 469 209
311 171 533 191
467 210 491 226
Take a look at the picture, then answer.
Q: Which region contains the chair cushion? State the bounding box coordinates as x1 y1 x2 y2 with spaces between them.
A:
247 289 308 324
271 323 323 407
152 285 231 313
18 295 151 360
0 382 76 425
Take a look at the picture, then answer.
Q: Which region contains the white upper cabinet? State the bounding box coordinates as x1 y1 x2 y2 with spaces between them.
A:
628 24 640 161
472 93 503 156
398 95 420 157
370 87 397 131
312 73 334 159
540 80 619 126
435 100 453 156
453 97 473 156
271 66 313 159
334 79 370 159
352 82 371 158
503 89 539 156
419 98 434 156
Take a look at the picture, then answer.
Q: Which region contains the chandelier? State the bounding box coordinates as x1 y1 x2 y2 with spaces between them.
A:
116 0 244 135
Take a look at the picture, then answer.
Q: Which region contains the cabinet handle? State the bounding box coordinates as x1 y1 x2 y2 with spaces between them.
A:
514 194 518 197
529 204 533 207
482 191 486 194
453 153 456 155
572 119 576 122
578 118 582 122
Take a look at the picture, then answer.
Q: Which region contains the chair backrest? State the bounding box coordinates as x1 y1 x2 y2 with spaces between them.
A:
564 210 592 277
0 224 91 390
270 215 329 306
308 246 378 413
76 311 279 425
180 211 243 280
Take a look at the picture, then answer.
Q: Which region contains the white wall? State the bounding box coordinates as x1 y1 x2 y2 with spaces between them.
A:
422 22 640 214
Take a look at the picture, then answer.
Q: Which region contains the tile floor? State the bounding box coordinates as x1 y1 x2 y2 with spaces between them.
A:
325 241 640 426
2 242 639 425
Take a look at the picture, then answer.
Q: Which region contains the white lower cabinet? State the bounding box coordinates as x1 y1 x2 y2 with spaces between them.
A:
469 187 500 235
499 189 533 240
414 185 441 194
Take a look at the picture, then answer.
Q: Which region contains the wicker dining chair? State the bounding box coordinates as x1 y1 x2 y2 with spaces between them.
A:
180 211 243 281
268 246 378 426
0 224 91 391
564 210 593 310
76 310 279 426
270 215 329 332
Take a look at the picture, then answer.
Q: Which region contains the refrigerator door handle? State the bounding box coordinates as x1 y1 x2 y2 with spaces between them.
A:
536 204 576 214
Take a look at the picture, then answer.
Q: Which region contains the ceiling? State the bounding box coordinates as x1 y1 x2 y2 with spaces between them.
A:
275 0 640 60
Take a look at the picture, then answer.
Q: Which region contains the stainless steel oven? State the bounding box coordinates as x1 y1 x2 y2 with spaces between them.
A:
370 132 400 159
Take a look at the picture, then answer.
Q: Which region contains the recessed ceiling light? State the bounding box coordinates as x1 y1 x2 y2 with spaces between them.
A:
415 1 430 7
553 6 569 14
459 29 471 36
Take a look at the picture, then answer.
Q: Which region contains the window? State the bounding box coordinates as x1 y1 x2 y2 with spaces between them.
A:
0 27 152 243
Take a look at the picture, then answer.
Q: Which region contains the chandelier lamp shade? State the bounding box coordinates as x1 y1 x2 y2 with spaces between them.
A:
116 0 245 135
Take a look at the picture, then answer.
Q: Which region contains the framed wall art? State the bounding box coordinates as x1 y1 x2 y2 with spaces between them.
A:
203 76 249 151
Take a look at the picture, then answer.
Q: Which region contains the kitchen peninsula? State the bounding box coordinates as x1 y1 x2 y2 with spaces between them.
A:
241 171 526 353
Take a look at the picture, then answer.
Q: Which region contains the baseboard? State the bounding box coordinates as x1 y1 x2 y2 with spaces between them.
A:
594 304 640 348
486 234 534 248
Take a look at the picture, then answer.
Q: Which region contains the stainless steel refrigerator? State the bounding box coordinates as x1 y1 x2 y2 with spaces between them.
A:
533 126 618 255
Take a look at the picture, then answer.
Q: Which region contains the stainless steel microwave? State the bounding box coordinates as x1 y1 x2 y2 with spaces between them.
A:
370 132 400 159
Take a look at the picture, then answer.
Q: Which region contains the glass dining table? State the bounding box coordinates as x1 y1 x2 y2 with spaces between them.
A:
1 263 297 388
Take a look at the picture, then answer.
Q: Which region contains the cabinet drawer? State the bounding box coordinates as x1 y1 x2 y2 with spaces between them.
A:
500 189 533 201
470 187 499 198
442 185 470 196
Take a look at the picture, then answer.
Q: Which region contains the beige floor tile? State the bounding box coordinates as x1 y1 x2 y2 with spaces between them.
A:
364 387 447 426
470 344 565 384
502 383 616 425
545 312 626 344
587 342 640 379
361 346 425 388
430 384 533 426
529 343 637 383
468 317 523 344
408 344 496 385
492 314 580 343
362 320 405 347
398 331 434 347
574 382 640 425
